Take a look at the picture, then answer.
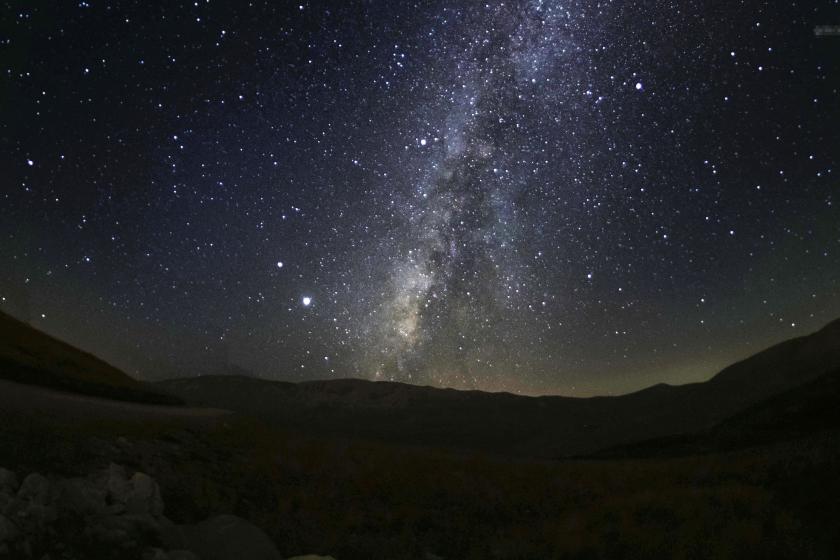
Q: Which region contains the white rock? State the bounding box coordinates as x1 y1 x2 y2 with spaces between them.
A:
0 493 11 513
179 514 282 560
17 474 50 505
56 478 107 515
103 464 130 510
142 547 169 560
125 472 165 517
0 514 20 543
86 512 162 545
0 469 18 494
168 551 199 560
22 502 57 526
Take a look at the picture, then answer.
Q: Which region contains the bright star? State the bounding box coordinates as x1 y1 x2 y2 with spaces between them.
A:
302 296 312 306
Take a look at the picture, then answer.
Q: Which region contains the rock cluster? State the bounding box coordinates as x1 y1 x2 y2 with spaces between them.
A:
0 465 332 560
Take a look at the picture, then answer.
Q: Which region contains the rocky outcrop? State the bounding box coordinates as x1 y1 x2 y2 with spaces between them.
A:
0 464 327 560
0 463 186 558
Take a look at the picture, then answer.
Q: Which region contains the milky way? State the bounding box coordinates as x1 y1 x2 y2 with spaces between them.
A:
367 4 596 386
2 1 839 395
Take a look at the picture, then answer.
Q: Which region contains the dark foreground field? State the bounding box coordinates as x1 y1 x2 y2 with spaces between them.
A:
2 312 840 558
2 384 840 559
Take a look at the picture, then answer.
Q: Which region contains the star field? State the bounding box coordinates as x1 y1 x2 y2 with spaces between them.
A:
1 1 839 395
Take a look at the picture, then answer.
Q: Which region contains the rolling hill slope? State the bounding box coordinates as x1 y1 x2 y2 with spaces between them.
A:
592 366 840 458
158 318 840 457
0 311 181 405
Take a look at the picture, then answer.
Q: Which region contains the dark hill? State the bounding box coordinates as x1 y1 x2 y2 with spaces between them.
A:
0 311 181 405
158 318 840 457
592 366 840 458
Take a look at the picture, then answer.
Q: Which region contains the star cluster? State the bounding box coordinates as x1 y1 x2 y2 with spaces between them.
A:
1 1 839 395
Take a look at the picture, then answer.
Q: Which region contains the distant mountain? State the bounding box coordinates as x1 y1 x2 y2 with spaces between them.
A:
0 311 181 405
158 319 840 457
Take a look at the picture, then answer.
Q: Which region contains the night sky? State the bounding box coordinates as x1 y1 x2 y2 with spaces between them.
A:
2 1 839 396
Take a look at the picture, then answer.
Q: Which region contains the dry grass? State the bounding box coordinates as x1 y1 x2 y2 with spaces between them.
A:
106 419 840 557
1 404 838 559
